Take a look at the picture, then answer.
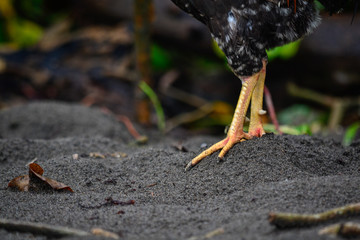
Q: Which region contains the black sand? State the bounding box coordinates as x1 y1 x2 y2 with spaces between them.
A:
1 101 359 239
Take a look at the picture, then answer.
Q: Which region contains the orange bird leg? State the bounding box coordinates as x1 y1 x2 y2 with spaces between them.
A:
248 62 266 137
185 60 267 171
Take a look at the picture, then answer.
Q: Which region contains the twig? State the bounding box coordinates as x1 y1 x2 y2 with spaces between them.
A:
91 228 119 239
159 70 208 108
287 82 360 130
93 107 148 144
38 20 133 51
163 85 209 108
165 103 214 133
319 222 360 238
269 203 360 228
0 218 89 238
264 86 282 134
117 115 148 144
187 227 225 240
134 0 154 125
146 183 157 187
159 70 215 132
287 82 336 107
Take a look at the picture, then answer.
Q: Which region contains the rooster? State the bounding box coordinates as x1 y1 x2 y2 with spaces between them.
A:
170 0 356 170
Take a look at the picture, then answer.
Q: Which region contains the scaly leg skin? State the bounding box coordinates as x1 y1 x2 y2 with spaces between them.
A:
249 62 266 137
185 60 267 171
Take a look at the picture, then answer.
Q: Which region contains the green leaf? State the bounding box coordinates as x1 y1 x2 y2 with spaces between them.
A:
343 122 360 146
314 1 325 11
151 44 172 71
212 40 226 60
7 18 43 47
263 124 312 135
138 81 165 131
267 40 301 61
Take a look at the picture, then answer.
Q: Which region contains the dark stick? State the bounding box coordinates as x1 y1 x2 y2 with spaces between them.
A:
269 203 360 228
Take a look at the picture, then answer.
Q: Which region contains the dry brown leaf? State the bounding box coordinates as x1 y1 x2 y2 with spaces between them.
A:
29 162 44 175
8 162 73 192
7 175 30 191
28 163 74 192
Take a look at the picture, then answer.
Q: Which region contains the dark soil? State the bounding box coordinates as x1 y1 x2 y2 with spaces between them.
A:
0 101 359 240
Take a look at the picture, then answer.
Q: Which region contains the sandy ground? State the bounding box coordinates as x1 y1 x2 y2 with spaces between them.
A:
0 101 359 240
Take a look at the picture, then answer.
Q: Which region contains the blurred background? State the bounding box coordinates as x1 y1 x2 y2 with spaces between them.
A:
0 0 359 144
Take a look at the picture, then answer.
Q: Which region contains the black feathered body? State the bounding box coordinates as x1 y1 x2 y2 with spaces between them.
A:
171 0 323 77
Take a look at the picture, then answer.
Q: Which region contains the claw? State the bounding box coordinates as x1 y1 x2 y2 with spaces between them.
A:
185 60 268 171
185 161 193 171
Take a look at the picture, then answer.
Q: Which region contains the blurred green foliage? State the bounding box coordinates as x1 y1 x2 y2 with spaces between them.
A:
0 0 67 48
212 36 302 63
139 80 165 131
212 39 226 60
0 0 44 48
267 40 301 61
263 123 312 135
6 18 43 47
278 104 330 135
343 122 360 146
315 1 325 11
278 104 324 125
151 42 226 73
151 44 173 71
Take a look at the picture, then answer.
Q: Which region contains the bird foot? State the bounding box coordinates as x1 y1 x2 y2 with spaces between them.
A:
185 60 268 171
185 131 252 171
248 124 266 137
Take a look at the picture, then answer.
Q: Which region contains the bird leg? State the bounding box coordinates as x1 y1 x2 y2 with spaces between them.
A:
249 61 266 137
185 60 267 170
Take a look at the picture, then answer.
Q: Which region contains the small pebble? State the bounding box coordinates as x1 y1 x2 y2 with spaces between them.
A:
200 143 207 148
